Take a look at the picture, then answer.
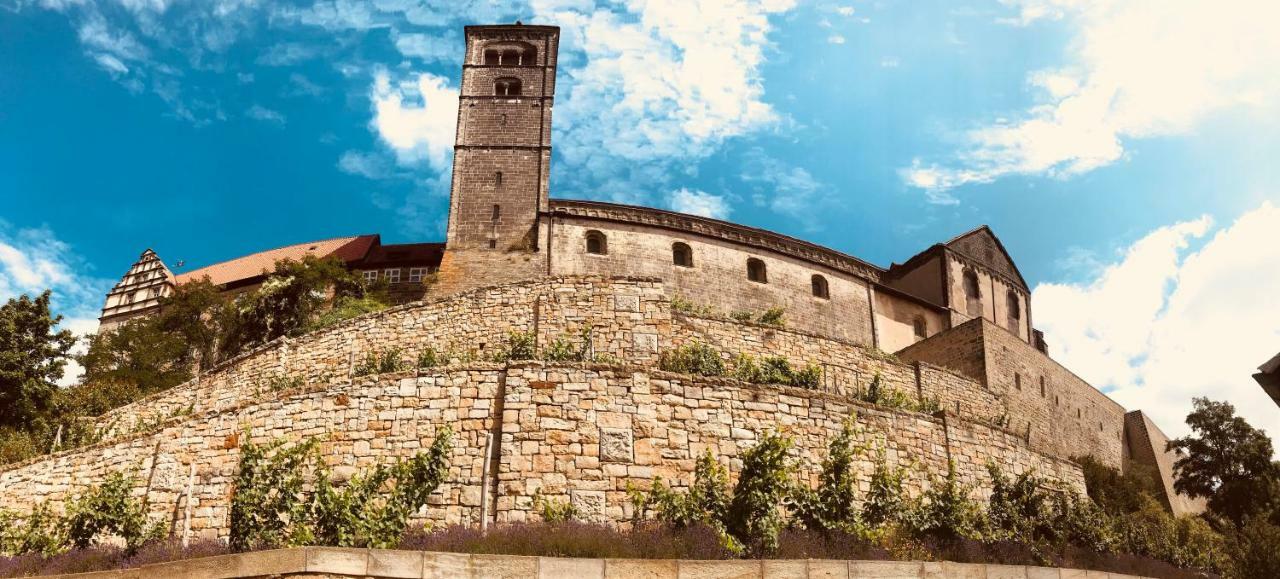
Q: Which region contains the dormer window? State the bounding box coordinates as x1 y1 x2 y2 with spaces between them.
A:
913 316 928 340
494 77 522 97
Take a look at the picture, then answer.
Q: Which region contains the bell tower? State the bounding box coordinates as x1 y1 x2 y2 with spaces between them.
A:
445 23 559 252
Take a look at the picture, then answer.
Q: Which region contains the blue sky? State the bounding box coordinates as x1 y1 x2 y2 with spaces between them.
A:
2 0 1279 440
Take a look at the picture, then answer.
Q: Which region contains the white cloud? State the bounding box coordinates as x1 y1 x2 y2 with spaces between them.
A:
906 0 1280 193
0 224 109 386
1033 202 1280 444
668 188 731 219
879 57 899 68
337 149 395 180
741 148 825 231
245 104 285 124
828 34 845 44
370 70 459 172
836 6 855 17
537 0 793 195
256 42 318 66
393 31 458 63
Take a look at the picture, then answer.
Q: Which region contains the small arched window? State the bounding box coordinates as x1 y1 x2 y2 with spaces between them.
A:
962 269 981 317
672 243 693 267
494 77 522 96
585 231 607 255
746 258 767 283
811 274 829 299
913 316 928 340
1006 289 1021 331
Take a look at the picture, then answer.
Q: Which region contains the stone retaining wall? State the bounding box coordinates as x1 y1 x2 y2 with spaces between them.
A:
0 363 1083 541
32 547 1158 579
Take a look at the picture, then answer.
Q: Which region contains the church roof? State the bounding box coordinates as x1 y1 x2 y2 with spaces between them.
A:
174 235 378 287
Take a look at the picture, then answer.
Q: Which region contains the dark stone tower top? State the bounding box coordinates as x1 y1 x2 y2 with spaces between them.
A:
445 23 560 252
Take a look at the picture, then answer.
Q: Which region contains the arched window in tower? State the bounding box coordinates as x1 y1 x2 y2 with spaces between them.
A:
1006 289 1021 331
913 316 928 340
482 42 538 66
585 231 607 255
672 242 693 267
494 77 522 96
811 274 829 299
747 258 767 283
962 269 981 317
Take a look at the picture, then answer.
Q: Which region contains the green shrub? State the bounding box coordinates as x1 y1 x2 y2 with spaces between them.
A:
64 471 162 554
265 374 304 393
306 295 389 332
862 451 911 528
354 347 407 377
490 331 536 362
907 460 984 542
670 296 715 317
229 428 453 551
756 307 786 327
632 451 732 531
790 417 869 536
229 435 319 551
791 364 823 389
729 310 755 323
416 348 440 369
1232 517 1280 579
727 430 793 556
541 328 593 363
859 373 935 413
533 492 581 524
0 503 65 556
658 342 725 376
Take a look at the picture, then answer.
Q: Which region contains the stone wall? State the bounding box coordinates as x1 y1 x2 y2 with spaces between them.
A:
92 276 667 438
899 318 1125 470
0 363 1083 541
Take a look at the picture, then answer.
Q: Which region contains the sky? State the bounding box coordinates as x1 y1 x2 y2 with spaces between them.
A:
1 0 1279 444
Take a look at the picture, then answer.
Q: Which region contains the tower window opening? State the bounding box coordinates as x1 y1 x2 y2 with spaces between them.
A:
585 231 607 255
489 239 497 249
1077 408 1082 418
913 316 928 340
500 113 507 125
495 171 503 187
811 274 830 299
1014 373 1022 390
672 242 693 267
494 77 522 96
492 204 501 220
963 269 981 317
1040 376 1046 397
483 49 500 65
1007 289 1021 331
746 258 767 283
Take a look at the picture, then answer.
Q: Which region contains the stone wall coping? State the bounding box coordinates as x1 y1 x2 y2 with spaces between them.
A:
2 360 1079 478
31 547 1158 579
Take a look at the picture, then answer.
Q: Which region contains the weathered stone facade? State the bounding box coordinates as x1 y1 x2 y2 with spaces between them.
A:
2 277 1098 539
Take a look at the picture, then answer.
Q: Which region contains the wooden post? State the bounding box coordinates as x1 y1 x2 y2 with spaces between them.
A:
181 462 197 548
50 425 63 453
479 432 494 534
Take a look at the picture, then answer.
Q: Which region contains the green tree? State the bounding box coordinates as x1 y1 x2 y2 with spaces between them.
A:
1167 397 1280 527
0 291 76 429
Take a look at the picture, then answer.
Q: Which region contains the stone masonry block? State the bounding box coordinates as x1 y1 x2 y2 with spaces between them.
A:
600 427 634 463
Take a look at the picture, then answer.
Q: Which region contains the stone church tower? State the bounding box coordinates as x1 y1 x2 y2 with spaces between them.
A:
436 24 559 294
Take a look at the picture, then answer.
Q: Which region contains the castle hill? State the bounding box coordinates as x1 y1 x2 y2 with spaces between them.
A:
3 10 1279 579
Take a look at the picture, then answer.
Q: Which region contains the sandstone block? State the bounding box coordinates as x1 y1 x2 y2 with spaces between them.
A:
541 557 605 579
605 559 678 579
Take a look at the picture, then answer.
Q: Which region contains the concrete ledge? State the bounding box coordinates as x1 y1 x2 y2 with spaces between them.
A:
33 548 1161 578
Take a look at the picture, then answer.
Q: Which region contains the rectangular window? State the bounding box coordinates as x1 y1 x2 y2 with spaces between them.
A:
1039 376 1046 397
1014 373 1021 390
408 267 427 283
495 172 503 187
363 270 378 283
384 268 401 284
492 204 501 220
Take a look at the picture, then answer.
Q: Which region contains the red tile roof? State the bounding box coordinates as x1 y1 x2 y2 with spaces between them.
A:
174 235 378 287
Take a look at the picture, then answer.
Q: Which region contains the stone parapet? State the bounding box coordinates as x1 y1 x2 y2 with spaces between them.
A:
28 547 1159 579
